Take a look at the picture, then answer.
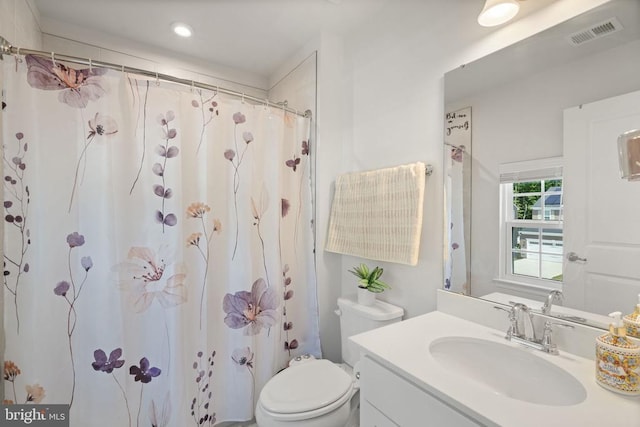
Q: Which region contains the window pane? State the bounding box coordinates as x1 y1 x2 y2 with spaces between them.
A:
513 195 539 220
511 227 563 281
541 252 563 281
542 180 563 220
511 227 539 251
512 250 539 278
545 179 562 191
511 227 541 278
514 181 541 193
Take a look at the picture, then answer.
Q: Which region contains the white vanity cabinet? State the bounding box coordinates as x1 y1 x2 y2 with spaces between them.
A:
359 355 482 427
352 304 640 427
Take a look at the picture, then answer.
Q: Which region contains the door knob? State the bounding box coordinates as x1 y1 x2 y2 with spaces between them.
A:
566 252 587 262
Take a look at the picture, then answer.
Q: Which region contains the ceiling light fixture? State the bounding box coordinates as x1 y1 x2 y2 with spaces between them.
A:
477 0 520 27
172 22 193 38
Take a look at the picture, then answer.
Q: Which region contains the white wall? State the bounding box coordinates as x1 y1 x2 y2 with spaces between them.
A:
312 0 613 361
0 0 41 49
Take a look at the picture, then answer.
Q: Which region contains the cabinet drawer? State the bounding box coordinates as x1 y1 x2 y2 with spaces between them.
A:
360 400 399 427
360 356 481 427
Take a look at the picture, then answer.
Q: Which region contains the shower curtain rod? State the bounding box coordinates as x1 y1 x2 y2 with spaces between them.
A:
0 37 311 118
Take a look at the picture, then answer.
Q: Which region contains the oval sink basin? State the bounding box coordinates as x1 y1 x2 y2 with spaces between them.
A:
429 336 587 406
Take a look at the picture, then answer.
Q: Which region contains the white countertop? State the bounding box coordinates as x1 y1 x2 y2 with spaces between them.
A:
350 311 640 427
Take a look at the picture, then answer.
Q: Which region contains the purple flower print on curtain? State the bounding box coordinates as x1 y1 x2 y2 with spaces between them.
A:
186 202 222 330
190 350 216 427
154 111 179 232
25 55 108 108
3 132 31 334
129 357 161 427
91 348 132 427
288 138 311 246
129 81 150 195
113 246 187 313
112 245 186 385
222 278 277 335
451 145 465 163
130 357 161 384
224 112 253 259
68 113 118 212
250 186 270 287
191 90 219 154
231 347 256 407
92 348 125 373
52 232 93 409
281 265 298 355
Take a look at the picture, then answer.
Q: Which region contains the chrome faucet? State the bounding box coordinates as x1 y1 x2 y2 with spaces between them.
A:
494 303 573 354
541 290 563 315
512 303 536 341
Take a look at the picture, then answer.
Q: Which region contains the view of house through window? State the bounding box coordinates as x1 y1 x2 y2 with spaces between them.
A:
503 178 563 284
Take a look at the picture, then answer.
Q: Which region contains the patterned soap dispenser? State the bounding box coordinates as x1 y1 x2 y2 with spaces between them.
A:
623 294 640 339
595 311 640 395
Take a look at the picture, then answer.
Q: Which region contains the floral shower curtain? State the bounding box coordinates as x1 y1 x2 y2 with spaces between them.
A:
1 55 320 426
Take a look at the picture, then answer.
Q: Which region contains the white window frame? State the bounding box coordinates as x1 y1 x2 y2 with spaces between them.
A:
498 157 563 290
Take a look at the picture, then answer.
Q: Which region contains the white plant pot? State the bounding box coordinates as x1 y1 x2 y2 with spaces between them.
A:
357 287 376 306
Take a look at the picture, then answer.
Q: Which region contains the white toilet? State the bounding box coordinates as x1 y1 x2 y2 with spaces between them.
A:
255 296 404 427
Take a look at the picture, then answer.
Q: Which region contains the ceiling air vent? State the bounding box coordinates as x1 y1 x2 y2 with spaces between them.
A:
567 17 623 46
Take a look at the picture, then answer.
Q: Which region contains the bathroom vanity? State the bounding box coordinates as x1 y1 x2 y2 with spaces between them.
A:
350 291 640 427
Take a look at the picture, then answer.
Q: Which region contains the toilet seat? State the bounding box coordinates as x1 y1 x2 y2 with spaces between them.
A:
258 359 353 421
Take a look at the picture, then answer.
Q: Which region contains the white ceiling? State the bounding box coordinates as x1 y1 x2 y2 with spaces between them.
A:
33 0 390 78
32 0 558 80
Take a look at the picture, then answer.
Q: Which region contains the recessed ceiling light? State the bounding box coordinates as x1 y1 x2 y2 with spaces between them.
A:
172 22 193 38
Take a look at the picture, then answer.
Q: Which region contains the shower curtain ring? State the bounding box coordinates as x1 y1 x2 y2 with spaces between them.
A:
50 52 56 66
191 80 195 93
15 47 22 67
241 93 245 104
121 64 125 73
155 72 160 86
89 58 92 72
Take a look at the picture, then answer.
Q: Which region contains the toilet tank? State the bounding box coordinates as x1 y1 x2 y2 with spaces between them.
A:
337 296 404 367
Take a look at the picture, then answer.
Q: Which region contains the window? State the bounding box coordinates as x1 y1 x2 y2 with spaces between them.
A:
499 158 563 289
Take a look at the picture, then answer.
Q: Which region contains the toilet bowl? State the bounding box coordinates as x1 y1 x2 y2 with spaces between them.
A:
255 359 358 427
255 296 404 427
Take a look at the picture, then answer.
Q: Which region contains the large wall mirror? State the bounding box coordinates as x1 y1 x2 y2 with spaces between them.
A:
444 0 640 328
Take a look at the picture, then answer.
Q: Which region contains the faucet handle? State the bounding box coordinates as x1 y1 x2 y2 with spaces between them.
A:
494 306 517 339
541 321 574 354
541 290 564 314
494 305 513 313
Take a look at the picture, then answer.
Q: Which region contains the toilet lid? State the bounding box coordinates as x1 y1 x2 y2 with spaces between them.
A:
259 359 353 414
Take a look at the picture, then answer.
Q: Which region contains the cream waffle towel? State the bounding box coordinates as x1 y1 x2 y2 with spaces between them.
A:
325 162 426 266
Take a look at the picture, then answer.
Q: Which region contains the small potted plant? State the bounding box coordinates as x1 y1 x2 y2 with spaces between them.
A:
349 263 391 306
